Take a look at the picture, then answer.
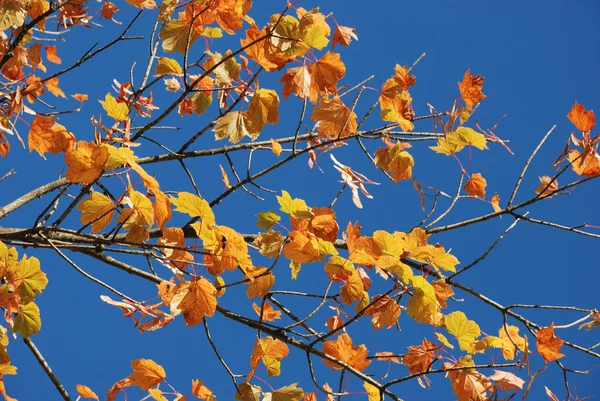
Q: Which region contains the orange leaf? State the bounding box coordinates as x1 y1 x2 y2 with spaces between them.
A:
72 93 88 102
128 359 166 391
331 25 358 49
283 231 320 264
249 336 289 377
567 103 595 132
78 192 114 232
534 176 558 198
393 65 416 91
464 173 486 197
270 138 282 156
309 96 357 139
76 384 99 400
536 323 565 363
308 52 345 104
252 301 282 322
491 192 502 213
170 278 218 327
245 267 275 298
192 380 216 401
280 66 311 99
28 115 75 157
322 333 370 372
458 69 487 111
364 294 400 330
432 279 454 308
106 378 131 401
445 361 490 401
101 1 119 20
45 45 61 64
246 89 279 132
402 339 435 374
374 352 401 364
45 77 66 98
64 141 109 184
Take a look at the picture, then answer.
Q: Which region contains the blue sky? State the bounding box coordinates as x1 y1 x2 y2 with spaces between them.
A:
4 0 600 400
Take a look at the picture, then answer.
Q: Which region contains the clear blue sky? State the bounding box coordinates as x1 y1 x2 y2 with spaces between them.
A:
4 0 599 400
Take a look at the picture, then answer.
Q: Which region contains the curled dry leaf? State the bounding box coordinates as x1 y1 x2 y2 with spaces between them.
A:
534 176 558 198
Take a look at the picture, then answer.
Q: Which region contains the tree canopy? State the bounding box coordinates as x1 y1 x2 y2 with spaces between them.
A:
0 1 598 401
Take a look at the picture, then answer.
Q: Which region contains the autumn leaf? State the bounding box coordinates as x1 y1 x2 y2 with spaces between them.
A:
245 267 275 298
128 359 166 391
308 52 345 103
15 255 48 303
363 382 380 401
252 302 282 322
464 173 487 197
272 383 304 401
76 384 99 400
491 193 502 213
309 96 357 139
99 93 129 121
170 192 215 227
445 361 491 401
445 311 481 352
498 324 528 360
192 380 216 401
567 103 595 132
250 336 289 377
277 190 312 219
402 338 436 374
331 25 357 49
246 89 280 132
270 138 283 156
432 279 454 308
534 176 558 198
78 192 114 232
65 141 109 184
253 230 284 258
170 278 218 327
458 69 487 110
489 370 525 391
154 57 183 76
45 45 61 64
283 231 320 264
14 302 42 337
579 310 600 331
322 333 370 372
280 66 311 99
213 111 259 144
536 323 565 363
28 115 75 157
406 276 439 324
45 77 66 98
159 20 194 53
364 294 401 330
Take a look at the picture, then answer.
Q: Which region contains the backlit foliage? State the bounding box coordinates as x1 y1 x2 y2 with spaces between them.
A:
0 1 597 401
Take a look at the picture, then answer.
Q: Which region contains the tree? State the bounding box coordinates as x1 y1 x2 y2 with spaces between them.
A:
0 1 597 400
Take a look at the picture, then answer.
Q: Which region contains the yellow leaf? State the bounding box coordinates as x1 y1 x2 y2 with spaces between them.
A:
271 138 283 156
78 192 114 232
170 278 217 327
99 93 129 121
159 20 193 53
411 244 459 273
128 359 166 391
149 388 168 401
448 127 488 151
15 255 48 303
445 311 481 352
250 337 289 377
202 26 223 38
364 381 382 401
0 3 27 31
272 383 304 401
406 276 439 324
256 211 281 230
44 77 66 98
246 89 280 132
14 302 41 337
154 57 183 76
103 144 136 170
303 25 329 50
76 384 99 400
276 190 313 219
436 333 454 349
170 192 215 227
213 111 259 144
